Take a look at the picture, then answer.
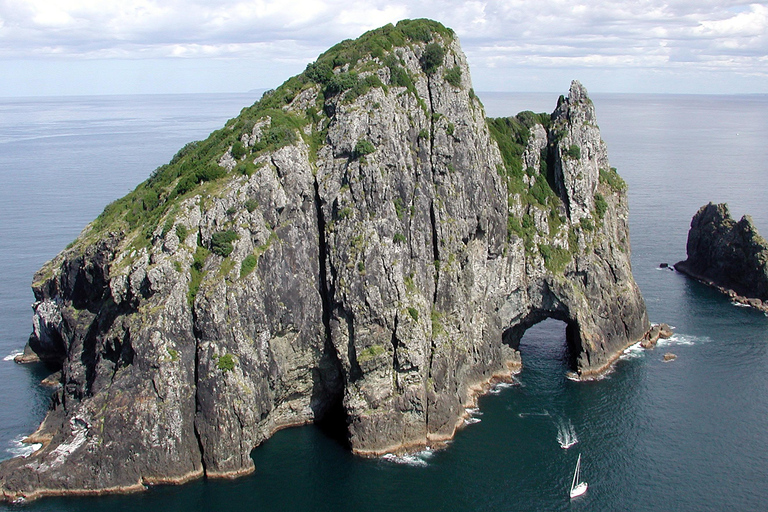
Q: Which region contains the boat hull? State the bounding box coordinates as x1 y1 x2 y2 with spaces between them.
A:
569 482 588 498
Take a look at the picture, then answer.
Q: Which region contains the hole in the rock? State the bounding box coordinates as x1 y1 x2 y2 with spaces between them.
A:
517 318 574 373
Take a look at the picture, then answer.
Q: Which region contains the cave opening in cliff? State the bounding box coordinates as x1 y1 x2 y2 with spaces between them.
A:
504 316 580 375
519 318 578 373
309 353 351 449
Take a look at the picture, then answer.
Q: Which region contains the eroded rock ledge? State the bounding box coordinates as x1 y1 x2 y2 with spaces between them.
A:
675 202 768 312
1 20 649 502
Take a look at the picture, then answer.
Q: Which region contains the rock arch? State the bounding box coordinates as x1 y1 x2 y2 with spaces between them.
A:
502 308 581 372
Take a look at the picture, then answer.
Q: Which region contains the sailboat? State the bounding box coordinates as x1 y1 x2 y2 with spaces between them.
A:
569 453 588 498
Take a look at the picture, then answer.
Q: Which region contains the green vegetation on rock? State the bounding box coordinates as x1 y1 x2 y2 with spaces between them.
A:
420 43 445 74
431 308 446 336
216 353 236 372
67 18 458 260
599 167 627 193
175 224 188 242
244 199 259 213
211 230 239 257
539 244 572 273
594 193 608 220
353 139 376 158
230 141 246 160
487 111 582 273
188 244 210 306
444 66 461 87
358 344 386 363
240 254 258 278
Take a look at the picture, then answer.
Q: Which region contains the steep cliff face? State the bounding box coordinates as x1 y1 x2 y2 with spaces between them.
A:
675 203 768 309
0 20 648 502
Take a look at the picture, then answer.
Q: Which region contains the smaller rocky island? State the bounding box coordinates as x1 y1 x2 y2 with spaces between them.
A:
675 203 768 312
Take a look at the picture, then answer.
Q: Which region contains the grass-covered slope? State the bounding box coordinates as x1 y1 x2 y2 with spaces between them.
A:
82 19 458 253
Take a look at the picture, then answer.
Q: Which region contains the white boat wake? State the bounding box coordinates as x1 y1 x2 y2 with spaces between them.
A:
518 410 550 418
556 418 578 449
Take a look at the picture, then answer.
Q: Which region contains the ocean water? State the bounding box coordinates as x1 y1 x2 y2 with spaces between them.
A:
1 91 767 511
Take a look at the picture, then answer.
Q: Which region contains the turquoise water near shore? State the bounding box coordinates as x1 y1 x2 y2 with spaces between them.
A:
1 92 767 511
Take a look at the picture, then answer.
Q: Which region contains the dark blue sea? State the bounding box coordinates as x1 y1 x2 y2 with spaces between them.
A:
1 91 767 511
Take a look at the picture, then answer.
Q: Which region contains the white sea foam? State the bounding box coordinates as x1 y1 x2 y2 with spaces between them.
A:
489 381 516 394
619 342 644 361
3 351 23 362
555 418 578 449
381 449 432 467
657 333 707 347
7 435 42 459
732 301 751 308
565 372 581 382
465 408 482 416
464 417 481 425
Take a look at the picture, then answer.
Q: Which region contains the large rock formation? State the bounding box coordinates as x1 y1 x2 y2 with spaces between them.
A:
0 20 649 502
675 202 768 310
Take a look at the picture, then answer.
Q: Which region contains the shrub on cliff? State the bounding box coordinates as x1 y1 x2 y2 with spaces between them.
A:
230 141 246 160
420 43 445 74
211 230 239 257
444 66 461 87
240 254 258 278
566 144 581 159
354 139 376 158
216 354 236 372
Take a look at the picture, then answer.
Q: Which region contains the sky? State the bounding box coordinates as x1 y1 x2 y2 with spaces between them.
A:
1 0 767 97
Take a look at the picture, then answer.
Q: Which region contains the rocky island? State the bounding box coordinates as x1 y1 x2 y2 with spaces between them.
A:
675 202 768 312
1 19 650 502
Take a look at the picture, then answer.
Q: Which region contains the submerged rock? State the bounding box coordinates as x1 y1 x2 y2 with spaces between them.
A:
0 20 650 502
675 203 768 312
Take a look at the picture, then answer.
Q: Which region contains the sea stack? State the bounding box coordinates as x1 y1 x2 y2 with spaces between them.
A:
675 202 768 311
0 20 649 502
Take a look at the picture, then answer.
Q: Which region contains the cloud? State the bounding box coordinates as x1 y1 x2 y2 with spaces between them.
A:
0 0 766 93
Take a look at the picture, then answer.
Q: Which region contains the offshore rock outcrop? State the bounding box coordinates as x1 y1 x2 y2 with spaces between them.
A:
0 20 649 502
675 203 768 311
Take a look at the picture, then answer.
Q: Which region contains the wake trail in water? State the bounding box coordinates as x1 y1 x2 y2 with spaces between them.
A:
518 410 550 418
555 418 578 449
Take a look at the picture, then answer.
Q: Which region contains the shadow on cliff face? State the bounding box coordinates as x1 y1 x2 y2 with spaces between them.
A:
309 350 351 449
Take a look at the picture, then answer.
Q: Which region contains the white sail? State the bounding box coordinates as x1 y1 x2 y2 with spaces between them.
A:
569 454 588 498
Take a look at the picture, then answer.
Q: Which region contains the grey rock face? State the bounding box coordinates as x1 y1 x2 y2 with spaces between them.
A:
551 82 609 223
0 25 649 502
675 203 768 308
